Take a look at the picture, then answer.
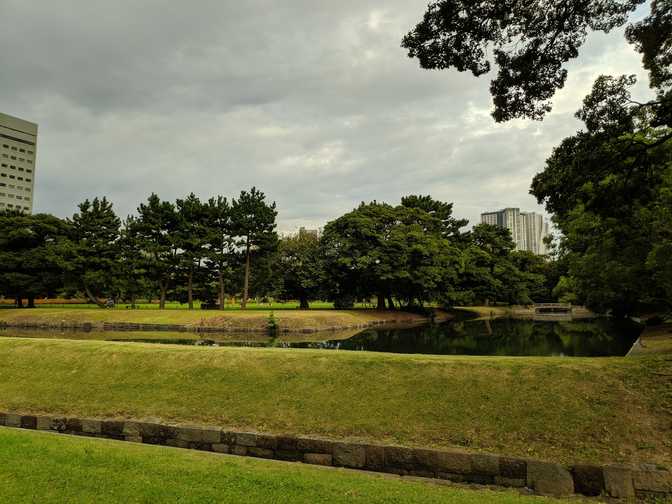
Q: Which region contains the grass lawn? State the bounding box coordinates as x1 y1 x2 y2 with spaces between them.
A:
0 307 432 332
0 337 669 466
10 301 342 310
0 428 566 504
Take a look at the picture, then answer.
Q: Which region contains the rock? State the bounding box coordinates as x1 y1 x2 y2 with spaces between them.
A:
296 437 334 454
81 419 102 434
305 453 333 466
365 445 385 470
527 461 574 496
571 464 604 496
633 468 672 494
333 443 366 468
212 443 230 453
176 425 221 444
234 432 258 447
20 415 37 429
472 454 500 476
603 465 634 499
247 447 274 459
500 457 526 479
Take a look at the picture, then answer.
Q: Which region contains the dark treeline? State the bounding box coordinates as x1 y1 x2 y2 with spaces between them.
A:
0 191 558 310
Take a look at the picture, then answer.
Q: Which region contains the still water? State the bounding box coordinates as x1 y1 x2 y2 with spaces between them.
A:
0 318 642 357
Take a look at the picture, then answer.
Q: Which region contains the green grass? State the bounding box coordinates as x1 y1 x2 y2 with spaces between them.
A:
0 307 431 332
24 301 341 310
0 337 669 466
0 428 566 504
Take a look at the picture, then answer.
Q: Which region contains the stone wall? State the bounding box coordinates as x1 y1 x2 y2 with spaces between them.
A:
1 411 669 499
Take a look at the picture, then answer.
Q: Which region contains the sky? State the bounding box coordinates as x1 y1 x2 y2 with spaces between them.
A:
0 1 653 233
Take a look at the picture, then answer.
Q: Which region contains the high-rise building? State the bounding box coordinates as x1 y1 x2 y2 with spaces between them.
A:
481 208 549 255
0 112 38 213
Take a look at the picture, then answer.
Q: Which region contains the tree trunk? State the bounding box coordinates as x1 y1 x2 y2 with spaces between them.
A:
28 296 35 308
159 280 167 310
83 285 105 308
376 293 385 311
299 295 309 310
219 270 225 310
386 294 395 311
187 269 194 310
242 238 251 309
16 296 23 308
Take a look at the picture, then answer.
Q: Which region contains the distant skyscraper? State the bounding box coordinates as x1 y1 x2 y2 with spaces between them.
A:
481 208 549 255
0 112 38 213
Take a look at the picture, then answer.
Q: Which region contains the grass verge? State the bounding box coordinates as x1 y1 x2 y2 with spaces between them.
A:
0 337 669 466
0 428 566 504
0 308 434 332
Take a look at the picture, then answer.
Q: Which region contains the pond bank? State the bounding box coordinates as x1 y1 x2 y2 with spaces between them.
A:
0 308 450 334
454 306 595 321
627 323 672 356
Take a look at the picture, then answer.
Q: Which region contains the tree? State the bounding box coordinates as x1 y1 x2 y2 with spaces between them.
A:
230 187 278 309
531 76 672 315
278 230 325 309
118 216 149 308
0 211 70 307
402 0 670 124
321 198 465 309
175 193 209 310
132 194 178 309
68 197 121 307
459 224 543 305
204 196 234 309
401 195 468 240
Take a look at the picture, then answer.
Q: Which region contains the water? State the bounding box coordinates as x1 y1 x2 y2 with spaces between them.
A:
0 318 642 357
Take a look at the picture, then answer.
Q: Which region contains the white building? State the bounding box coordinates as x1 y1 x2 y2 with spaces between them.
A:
0 112 38 213
481 208 549 255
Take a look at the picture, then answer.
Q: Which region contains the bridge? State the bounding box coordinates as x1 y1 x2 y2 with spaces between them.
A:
533 303 573 321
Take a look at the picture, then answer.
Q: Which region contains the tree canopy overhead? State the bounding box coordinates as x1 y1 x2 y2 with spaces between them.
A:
401 0 671 122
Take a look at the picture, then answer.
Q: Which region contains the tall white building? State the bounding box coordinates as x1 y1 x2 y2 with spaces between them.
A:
481 208 549 255
0 112 38 213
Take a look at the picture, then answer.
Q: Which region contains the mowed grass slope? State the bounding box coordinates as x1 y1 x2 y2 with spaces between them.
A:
0 338 670 465
0 308 430 332
0 429 566 504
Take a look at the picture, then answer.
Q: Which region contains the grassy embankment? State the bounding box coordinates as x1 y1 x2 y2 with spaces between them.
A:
629 323 672 356
0 337 669 466
0 428 567 504
0 308 436 333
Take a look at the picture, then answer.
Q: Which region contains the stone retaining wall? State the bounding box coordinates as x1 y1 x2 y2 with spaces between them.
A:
1 412 669 499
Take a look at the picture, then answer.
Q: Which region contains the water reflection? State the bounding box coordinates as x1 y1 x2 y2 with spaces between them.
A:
0 318 642 357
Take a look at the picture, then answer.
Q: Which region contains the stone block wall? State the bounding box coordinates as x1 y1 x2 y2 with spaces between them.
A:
0 411 669 500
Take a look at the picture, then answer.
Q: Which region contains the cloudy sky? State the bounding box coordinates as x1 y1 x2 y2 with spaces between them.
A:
0 1 653 232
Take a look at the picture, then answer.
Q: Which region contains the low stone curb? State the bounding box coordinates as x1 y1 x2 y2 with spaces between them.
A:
1 411 669 500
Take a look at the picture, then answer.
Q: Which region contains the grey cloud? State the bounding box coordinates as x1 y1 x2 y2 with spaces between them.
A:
0 0 652 232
